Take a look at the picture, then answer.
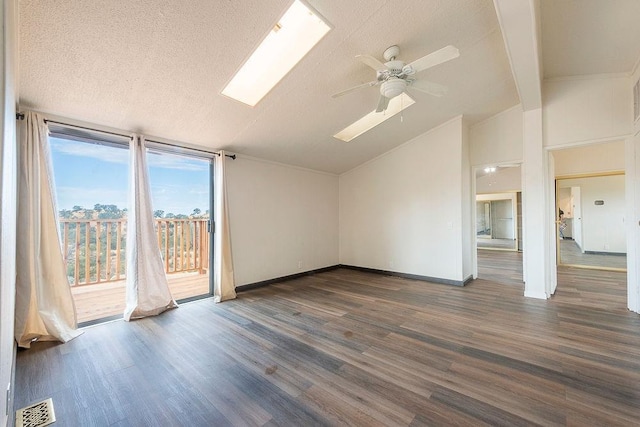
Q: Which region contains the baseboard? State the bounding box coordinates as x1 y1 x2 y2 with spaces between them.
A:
339 264 473 287
236 265 341 292
236 264 473 292
584 250 626 256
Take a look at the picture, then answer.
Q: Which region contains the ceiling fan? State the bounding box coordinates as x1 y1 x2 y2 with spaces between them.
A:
332 44 460 112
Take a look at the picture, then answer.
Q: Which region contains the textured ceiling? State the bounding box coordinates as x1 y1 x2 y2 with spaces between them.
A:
20 0 518 174
540 0 640 79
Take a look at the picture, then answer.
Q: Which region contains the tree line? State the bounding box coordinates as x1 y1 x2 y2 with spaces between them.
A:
59 204 208 220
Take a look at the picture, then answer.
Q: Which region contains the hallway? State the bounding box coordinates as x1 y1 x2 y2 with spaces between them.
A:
477 249 628 312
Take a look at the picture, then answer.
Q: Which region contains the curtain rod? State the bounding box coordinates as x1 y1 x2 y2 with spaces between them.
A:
145 139 236 159
17 112 236 159
45 119 133 140
17 112 132 139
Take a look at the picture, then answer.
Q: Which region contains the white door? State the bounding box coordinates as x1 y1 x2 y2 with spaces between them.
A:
571 186 583 251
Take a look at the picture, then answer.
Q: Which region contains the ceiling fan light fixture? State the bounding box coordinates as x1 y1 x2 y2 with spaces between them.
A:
380 78 406 99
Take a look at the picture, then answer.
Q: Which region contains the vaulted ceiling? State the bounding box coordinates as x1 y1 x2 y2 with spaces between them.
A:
18 1 640 174
540 0 640 79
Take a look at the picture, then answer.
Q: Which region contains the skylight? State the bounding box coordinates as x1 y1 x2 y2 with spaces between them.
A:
333 93 416 142
221 0 331 106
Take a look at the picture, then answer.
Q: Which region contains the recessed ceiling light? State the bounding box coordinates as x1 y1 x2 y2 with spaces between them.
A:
221 0 331 106
333 93 415 142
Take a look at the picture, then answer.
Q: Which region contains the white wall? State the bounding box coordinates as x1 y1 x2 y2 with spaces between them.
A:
1 1 18 425
476 166 521 194
470 105 523 166
626 64 640 312
553 140 625 176
558 175 626 254
543 76 633 148
226 156 339 287
522 108 551 298
339 117 469 283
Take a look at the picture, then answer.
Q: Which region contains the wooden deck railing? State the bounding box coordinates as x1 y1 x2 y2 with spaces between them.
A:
60 218 209 286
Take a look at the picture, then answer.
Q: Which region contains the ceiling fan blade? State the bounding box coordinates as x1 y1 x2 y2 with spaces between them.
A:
376 95 390 113
356 54 386 71
409 79 448 97
407 45 459 73
332 80 378 98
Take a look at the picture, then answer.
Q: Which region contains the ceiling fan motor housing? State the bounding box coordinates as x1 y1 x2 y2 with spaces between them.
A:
385 60 405 74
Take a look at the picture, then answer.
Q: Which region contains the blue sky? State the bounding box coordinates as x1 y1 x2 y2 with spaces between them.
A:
50 137 210 215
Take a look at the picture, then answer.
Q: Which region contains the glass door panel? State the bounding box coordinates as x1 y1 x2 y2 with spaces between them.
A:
50 136 130 324
146 149 212 301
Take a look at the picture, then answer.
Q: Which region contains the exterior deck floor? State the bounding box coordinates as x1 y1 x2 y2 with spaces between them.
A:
71 272 210 323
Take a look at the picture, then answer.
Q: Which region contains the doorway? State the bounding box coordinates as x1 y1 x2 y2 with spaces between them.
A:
556 173 626 271
474 164 524 285
550 141 628 311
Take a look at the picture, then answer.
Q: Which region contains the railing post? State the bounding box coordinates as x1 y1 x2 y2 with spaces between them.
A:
96 222 101 283
84 223 91 284
106 222 112 281
172 221 177 273
163 221 169 273
116 220 122 281
198 220 205 274
63 222 69 264
74 223 80 286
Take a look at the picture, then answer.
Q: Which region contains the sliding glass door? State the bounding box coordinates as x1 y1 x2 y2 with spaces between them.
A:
50 129 214 325
146 147 213 301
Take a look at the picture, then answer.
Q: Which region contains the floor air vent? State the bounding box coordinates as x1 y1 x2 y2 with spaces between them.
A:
16 398 56 427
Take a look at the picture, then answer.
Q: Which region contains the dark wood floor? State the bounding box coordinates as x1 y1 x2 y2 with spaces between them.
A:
14 263 639 426
477 249 523 286
559 239 627 270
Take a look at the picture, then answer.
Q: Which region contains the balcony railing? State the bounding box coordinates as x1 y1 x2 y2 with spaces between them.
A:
60 218 209 286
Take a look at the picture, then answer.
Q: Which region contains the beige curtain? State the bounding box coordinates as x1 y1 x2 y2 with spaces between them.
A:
124 136 177 320
15 112 83 348
213 151 236 302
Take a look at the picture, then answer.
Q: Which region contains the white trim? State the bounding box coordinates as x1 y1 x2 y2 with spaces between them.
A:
544 134 632 151
492 0 523 108
476 192 517 201
473 159 523 169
